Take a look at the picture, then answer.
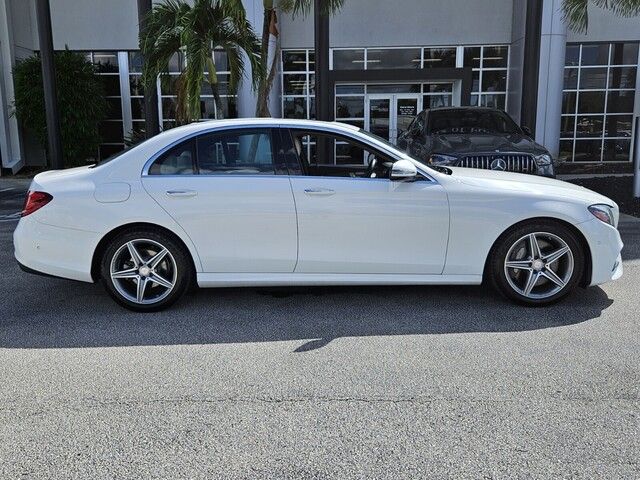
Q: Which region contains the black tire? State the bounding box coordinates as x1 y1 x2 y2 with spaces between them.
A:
488 220 585 306
100 228 193 312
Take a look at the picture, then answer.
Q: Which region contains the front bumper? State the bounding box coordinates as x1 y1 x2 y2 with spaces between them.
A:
13 216 99 283
577 218 624 287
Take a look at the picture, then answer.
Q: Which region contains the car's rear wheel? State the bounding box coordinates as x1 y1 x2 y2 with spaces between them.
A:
489 221 584 305
100 228 192 312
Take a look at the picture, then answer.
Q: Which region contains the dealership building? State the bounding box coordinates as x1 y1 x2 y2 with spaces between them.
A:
0 0 638 175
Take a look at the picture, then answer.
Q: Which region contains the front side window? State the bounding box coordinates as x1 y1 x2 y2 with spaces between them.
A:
289 130 394 178
197 129 276 175
148 140 196 175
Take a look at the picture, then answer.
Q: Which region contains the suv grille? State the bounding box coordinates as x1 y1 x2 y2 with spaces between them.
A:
457 154 536 174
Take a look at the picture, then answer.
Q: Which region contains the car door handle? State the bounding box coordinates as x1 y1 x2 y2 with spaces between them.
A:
304 188 335 197
166 190 198 198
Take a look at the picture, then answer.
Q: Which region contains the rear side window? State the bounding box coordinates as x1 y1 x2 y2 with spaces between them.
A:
148 140 196 175
197 129 275 175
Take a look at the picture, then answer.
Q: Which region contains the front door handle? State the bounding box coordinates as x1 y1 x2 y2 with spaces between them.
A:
166 190 198 198
304 188 335 197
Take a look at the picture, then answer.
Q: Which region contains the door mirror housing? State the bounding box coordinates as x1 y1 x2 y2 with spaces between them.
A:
390 160 418 181
521 125 533 137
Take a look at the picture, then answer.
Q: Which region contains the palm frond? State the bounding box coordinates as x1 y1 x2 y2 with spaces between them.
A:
140 0 265 122
563 0 640 33
140 0 189 87
562 0 589 33
278 0 344 17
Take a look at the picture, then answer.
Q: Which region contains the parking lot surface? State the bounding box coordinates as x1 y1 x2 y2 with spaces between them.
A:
1 178 639 478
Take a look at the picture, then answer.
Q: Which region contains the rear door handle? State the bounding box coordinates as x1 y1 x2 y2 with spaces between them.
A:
304 188 335 197
166 190 198 198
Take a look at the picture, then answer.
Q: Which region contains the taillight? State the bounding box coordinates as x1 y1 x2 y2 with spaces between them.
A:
21 191 53 217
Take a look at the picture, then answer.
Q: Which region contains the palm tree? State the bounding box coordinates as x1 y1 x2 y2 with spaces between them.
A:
562 0 640 32
255 0 344 117
140 0 264 124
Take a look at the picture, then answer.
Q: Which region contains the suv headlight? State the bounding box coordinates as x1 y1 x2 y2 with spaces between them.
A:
588 204 615 226
429 154 457 165
535 154 553 166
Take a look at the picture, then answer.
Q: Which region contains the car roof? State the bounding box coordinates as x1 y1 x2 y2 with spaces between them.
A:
159 118 362 137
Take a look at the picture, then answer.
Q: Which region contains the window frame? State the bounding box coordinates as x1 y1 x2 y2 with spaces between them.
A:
147 137 197 176
143 127 289 177
284 128 400 179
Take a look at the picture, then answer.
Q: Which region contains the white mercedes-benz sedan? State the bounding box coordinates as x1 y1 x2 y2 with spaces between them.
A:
14 119 623 311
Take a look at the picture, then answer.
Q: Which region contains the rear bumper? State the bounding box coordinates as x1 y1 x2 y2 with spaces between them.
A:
13 216 99 283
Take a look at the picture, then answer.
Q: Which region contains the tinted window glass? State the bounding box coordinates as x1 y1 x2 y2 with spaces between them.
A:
148 140 195 175
427 109 520 135
197 129 275 175
290 130 394 178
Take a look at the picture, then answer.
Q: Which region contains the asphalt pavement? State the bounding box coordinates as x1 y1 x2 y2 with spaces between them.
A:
0 178 638 479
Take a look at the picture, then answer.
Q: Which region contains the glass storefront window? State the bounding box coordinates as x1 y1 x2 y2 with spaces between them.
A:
578 68 608 89
463 47 481 69
565 45 580 66
367 84 420 94
283 97 308 119
284 45 509 124
580 44 610 65
423 48 456 68
282 50 307 72
482 46 508 68
336 97 365 118
333 49 365 70
283 74 309 95
610 42 639 65
559 42 639 163
87 51 124 160
464 45 509 109
335 84 365 95
366 48 421 69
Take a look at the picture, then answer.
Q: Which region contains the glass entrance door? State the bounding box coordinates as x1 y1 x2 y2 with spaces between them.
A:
395 97 420 142
368 98 391 141
366 94 421 145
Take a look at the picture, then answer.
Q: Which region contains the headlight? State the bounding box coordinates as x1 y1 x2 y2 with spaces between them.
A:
429 154 457 165
535 154 553 166
588 204 615 226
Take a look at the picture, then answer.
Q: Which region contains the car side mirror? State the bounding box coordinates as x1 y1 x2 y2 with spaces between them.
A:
521 125 533 137
390 160 418 182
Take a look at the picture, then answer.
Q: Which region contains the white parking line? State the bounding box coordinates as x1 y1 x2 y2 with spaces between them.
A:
0 187 15 192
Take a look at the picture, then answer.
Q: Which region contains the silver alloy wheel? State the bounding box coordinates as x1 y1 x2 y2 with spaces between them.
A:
503 232 574 300
109 238 177 305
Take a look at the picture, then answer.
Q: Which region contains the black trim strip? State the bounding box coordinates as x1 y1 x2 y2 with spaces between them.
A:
520 0 544 135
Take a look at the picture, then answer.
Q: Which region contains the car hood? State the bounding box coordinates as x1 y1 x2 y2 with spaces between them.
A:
431 133 547 156
445 166 615 206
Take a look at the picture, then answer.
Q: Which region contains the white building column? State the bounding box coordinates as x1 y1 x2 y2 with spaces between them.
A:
534 0 567 159
236 0 281 119
236 0 261 119
0 0 24 173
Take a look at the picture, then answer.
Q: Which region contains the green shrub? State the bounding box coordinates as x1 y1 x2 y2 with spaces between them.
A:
13 49 107 167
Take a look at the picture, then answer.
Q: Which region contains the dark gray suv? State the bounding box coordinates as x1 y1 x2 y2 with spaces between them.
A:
397 107 555 177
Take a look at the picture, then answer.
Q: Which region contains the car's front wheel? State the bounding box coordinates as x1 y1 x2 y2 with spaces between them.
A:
100 228 192 312
489 221 585 305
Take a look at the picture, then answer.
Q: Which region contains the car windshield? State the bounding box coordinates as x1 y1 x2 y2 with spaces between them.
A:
427 109 521 135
